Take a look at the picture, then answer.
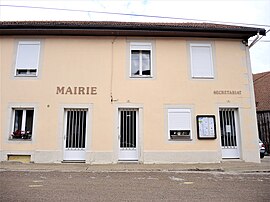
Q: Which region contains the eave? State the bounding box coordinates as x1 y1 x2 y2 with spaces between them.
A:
0 21 266 41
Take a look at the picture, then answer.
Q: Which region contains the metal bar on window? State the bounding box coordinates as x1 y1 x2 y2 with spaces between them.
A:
229 109 234 148
124 110 126 149
221 110 225 147
221 109 225 147
122 110 124 148
225 109 229 148
133 110 136 149
231 110 237 147
80 110 83 149
125 110 127 149
130 110 132 149
132 110 134 149
73 110 76 149
66 111 69 148
71 110 75 149
120 111 122 148
69 110 73 149
66 111 70 149
231 110 235 147
82 109 87 149
224 109 228 148
219 110 222 146
127 110 130 149
78 110 81 150
227 109 231 147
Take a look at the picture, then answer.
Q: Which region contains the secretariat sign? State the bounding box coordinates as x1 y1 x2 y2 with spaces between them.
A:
56 86 97 95
213 90 241 95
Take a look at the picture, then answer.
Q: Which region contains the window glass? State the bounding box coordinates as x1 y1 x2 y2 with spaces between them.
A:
25 110 34 133
14 110 23 132
11 109 34 140
130 43 152 77
141 50 151 75
131 50 140 75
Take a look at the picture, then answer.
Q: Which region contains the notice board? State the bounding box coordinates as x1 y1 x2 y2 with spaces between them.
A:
196 115 216 139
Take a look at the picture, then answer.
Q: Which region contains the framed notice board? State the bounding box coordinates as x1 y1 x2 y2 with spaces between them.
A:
196 115 216 139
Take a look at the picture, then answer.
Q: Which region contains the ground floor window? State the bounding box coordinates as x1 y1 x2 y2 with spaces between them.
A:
168 108 192 140
10 108 34 140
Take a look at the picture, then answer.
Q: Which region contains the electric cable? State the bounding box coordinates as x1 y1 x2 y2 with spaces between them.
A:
0 4 270 28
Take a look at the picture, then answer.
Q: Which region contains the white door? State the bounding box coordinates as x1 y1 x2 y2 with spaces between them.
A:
219 108 240 158
63 109 87 161
118 109 138 161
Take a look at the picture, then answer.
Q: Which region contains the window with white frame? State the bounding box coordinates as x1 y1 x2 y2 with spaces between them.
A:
190 43 214 78
15 41 41 76
168 109 192 140
10 108 34 140
130 42 152 77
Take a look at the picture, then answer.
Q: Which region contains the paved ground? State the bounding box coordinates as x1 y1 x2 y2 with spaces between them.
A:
1 170 270 202
1 157 269 202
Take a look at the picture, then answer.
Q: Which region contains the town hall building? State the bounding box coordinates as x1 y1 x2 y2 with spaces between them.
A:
0 21 266 163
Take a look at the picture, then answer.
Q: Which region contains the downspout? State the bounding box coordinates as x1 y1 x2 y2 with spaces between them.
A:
110 37 118 103
249 32 260 48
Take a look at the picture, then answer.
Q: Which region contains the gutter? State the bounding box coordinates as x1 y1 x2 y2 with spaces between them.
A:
0 21 266 40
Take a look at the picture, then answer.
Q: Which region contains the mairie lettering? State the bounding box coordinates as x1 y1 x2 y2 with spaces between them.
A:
56 86 97 95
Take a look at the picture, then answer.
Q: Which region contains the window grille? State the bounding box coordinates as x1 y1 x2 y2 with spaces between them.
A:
65 109 87 149
219 109 237 148
119 109 137 149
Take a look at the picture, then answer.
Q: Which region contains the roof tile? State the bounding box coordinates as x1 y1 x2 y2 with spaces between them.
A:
253 71 270 111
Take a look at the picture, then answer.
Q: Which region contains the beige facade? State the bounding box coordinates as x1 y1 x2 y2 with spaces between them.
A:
0 22 265 163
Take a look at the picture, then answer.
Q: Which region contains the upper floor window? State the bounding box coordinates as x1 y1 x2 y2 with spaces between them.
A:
10 108 34 140
15 41 41 77
130 42 152 77
190 43 214 79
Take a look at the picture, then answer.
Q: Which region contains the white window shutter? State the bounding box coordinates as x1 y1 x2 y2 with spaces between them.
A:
191 44 214 78
16 42 40 70
130 42 151 50
168 109 191 130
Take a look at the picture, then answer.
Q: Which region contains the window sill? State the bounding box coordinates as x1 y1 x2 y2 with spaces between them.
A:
168 138 193 141
130 76 153 79
192 77 214 79
8 138 32 141
14 75 37 77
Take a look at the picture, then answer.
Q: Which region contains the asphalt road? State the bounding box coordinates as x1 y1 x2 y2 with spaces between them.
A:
1 170 269 202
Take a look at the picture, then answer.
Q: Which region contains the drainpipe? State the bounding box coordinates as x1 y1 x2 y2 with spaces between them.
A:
249 32 260 48
110 37 117 103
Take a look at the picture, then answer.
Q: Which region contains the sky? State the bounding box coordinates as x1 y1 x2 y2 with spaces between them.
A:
0 0 269 74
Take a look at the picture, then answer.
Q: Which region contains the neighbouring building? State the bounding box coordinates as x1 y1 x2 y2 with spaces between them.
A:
253 71 270 154
0 21 266 163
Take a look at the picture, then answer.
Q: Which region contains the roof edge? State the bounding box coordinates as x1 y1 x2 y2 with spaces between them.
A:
0 21 266 39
